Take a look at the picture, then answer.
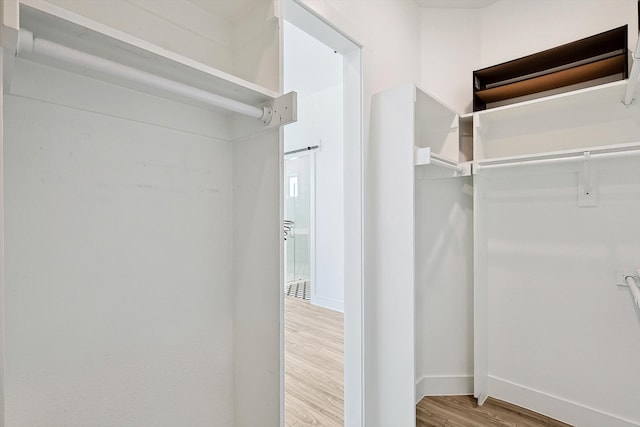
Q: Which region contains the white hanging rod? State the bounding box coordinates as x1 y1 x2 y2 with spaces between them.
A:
623 34 640 106
414 147 464 173
476 146 640 171
430 156 464 173
622 270 640 310
16 29 274 124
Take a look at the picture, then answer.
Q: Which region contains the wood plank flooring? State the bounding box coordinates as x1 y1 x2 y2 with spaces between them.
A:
285 295 344 426
417 395 572 427
285 297 571 426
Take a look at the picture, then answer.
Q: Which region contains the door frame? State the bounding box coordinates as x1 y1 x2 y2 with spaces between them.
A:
280 1 364 425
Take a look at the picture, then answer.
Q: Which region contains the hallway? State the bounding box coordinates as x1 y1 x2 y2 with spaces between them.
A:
285 296 343 426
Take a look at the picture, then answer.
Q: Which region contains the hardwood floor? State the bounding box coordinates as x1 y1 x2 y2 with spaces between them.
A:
417 395 572 427
285 297 570 427
285 295 344 426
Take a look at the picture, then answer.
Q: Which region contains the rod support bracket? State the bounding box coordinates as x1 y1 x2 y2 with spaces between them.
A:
262 91 297 128
616 271 639 287
578 151 597 207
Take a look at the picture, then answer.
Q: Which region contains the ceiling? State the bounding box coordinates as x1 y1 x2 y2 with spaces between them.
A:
416 0 499 9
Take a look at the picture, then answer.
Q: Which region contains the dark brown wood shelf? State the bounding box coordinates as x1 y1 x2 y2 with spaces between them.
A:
473 26 628 111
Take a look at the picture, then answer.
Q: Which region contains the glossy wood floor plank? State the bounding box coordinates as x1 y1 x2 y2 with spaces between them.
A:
285 296 344 426
417 395 573 427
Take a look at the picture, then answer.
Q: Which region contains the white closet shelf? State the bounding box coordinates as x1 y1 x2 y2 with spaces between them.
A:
475 80 630 123
472 79 640 162
6 0 294 123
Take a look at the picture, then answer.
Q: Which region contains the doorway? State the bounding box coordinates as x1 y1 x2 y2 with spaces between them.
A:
282 1 362 426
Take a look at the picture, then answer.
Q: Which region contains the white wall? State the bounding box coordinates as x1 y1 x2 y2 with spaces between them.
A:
414 176 474 398
419 0 638 113
480 0 638 68
5 61 236 426
284 21 345 312
298 0 420 118
479 160 640 426
420 8 481 113
233 128 282 427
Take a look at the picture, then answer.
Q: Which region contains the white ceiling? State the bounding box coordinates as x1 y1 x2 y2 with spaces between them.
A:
416 0 499 9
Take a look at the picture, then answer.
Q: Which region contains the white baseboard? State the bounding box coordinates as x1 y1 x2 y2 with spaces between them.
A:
415 375 474 403
310 295 343 313
488 376 640 427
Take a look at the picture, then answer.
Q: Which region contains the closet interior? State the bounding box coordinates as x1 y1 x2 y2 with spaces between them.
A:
1 0 293 426
2 1 640 427
372 57 640 427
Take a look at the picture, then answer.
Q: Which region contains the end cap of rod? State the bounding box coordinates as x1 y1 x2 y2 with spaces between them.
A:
261 105 273 125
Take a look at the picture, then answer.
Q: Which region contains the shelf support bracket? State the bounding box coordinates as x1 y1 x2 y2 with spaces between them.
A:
263 91 297 127
578 151 597 207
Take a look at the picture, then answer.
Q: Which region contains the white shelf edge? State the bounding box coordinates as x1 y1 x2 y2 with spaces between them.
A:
17 0 281 101
474 80 628 118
